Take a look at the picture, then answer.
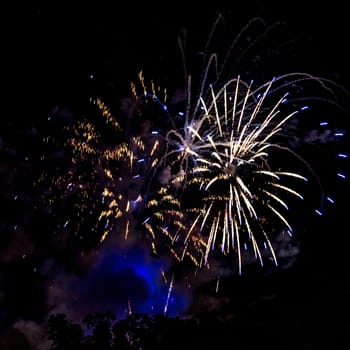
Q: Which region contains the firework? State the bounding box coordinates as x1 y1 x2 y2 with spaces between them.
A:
137 17 349 274
142 73 344 274
36 14 348 275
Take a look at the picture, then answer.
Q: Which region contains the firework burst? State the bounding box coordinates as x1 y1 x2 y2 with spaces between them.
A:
137 17 349 274
36 99 140 247
36 14 349 276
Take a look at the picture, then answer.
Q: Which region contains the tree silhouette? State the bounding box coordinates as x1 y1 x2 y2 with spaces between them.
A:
46 310 238 349
47 313 84 350
83 310 116 350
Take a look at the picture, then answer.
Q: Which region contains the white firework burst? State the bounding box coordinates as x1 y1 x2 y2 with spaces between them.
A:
140 15 349 274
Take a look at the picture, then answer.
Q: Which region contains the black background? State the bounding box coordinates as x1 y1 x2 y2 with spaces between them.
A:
2 2 350 348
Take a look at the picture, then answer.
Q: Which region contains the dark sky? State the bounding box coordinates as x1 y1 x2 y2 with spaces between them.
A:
7 3 350 116
2 3 350 349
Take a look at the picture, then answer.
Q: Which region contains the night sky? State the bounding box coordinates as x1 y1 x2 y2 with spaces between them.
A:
2 2 350 349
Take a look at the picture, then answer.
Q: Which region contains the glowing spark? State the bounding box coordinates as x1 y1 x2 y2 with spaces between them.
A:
163 274 174 316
